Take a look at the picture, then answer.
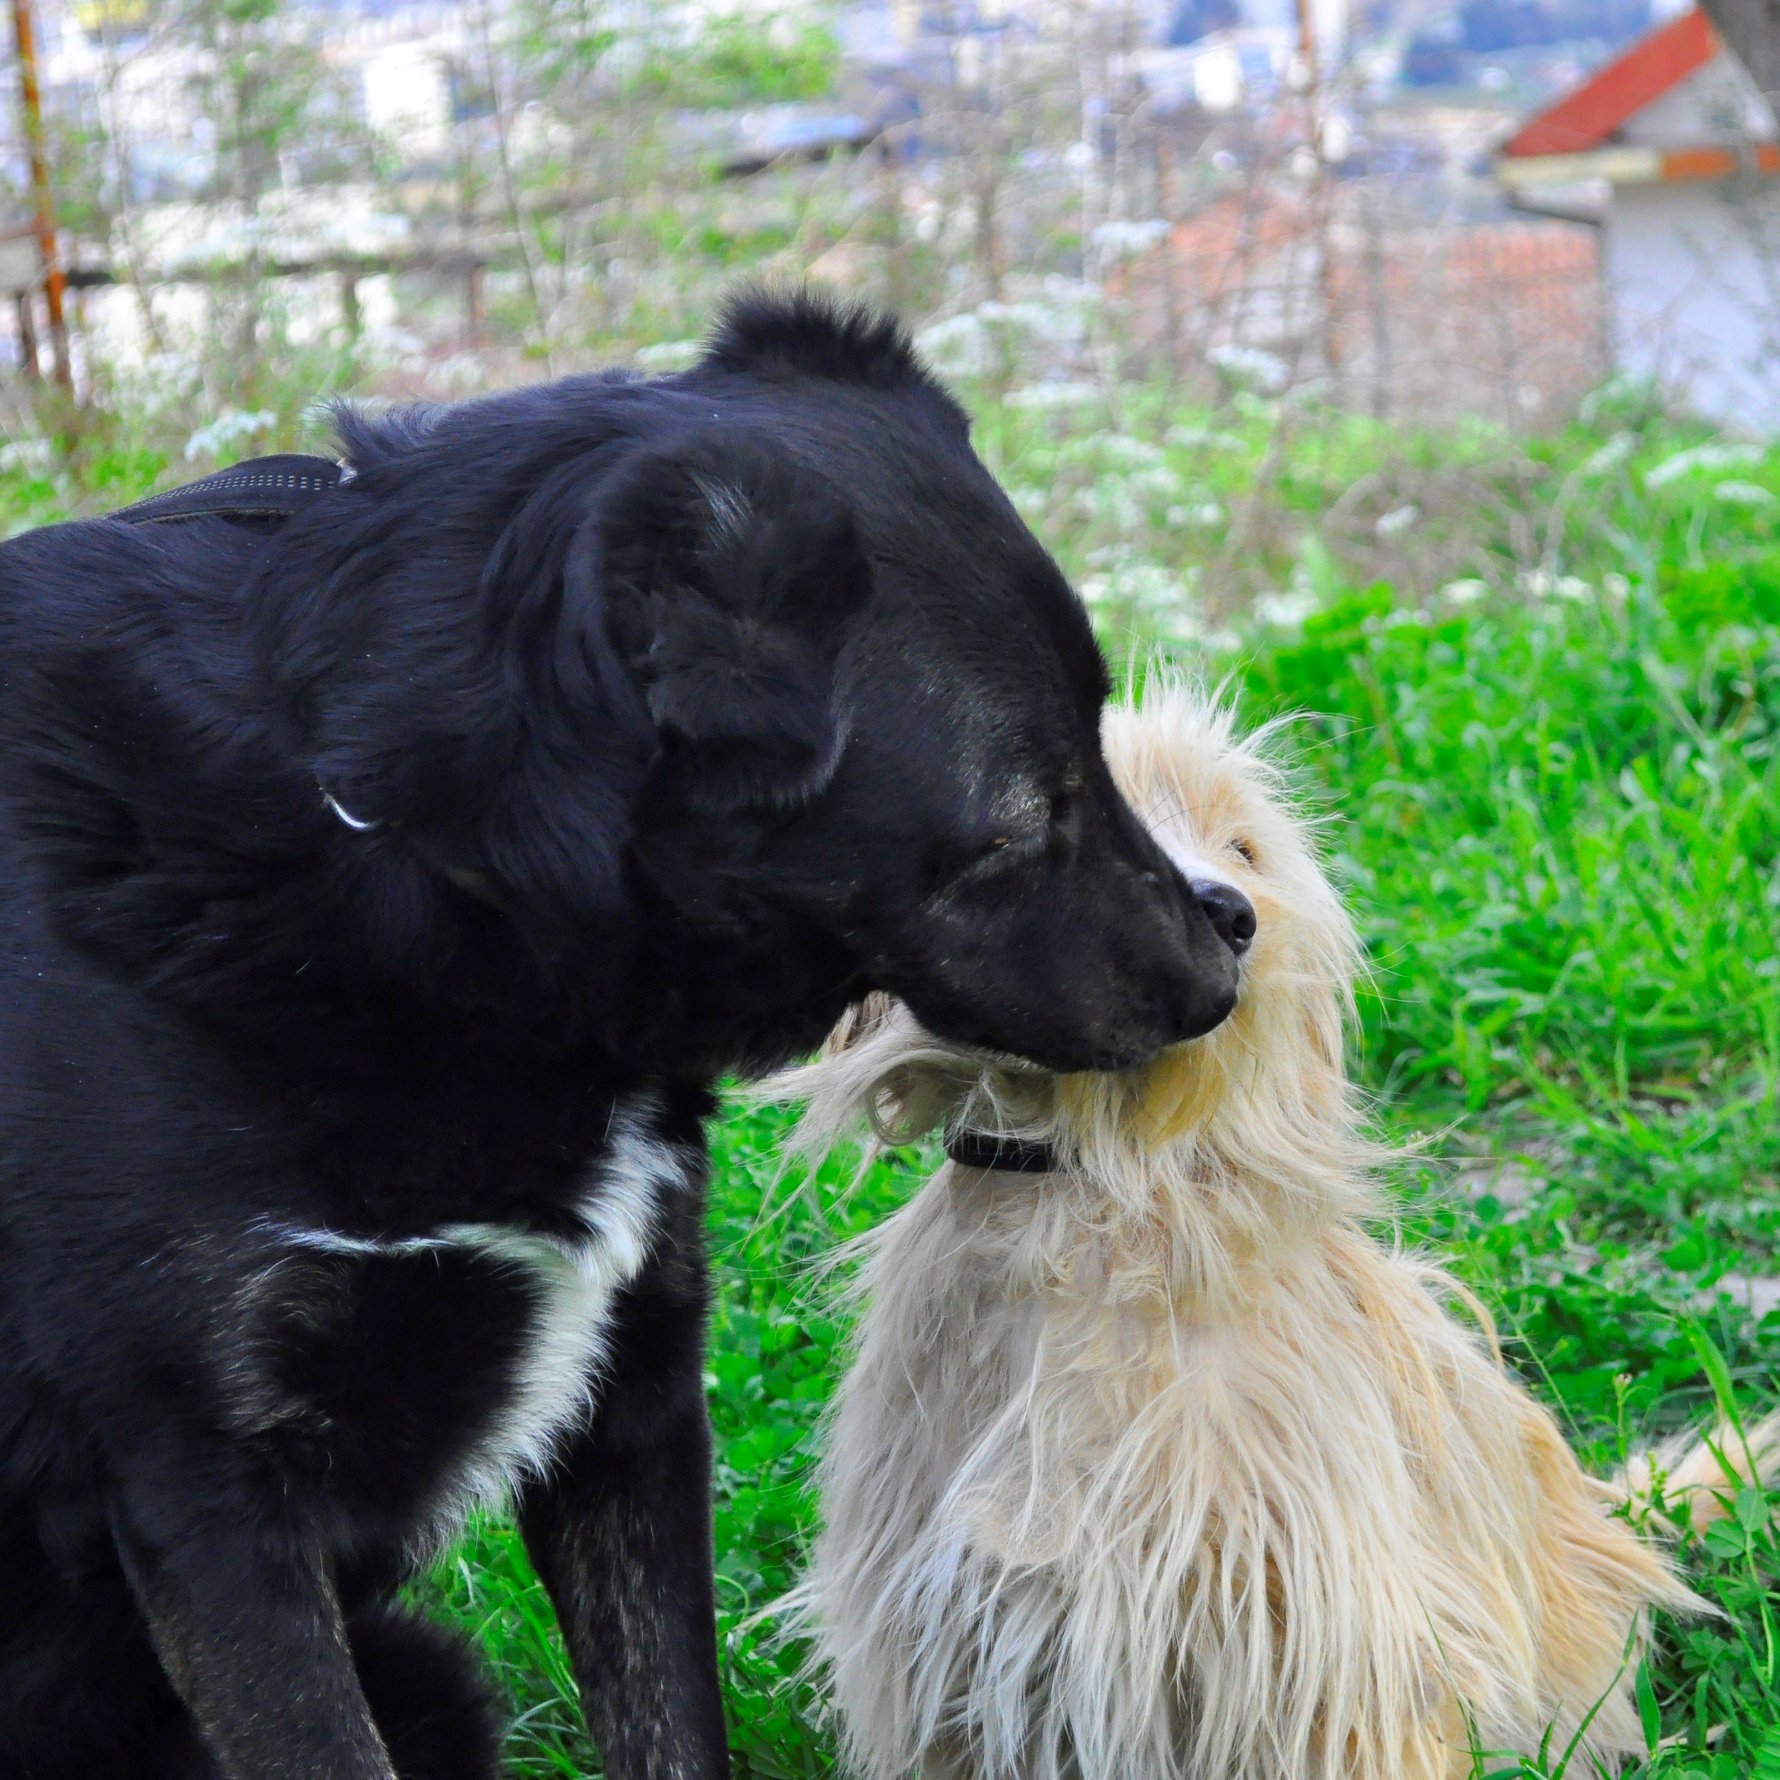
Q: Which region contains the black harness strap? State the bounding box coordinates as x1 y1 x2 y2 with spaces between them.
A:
943 1129 1062 1176
99 449 523 909
111 453 346 528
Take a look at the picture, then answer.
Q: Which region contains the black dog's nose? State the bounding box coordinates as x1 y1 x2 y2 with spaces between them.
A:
1190 879 1256 959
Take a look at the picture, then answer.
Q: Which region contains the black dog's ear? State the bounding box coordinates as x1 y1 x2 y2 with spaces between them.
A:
594 431 873 811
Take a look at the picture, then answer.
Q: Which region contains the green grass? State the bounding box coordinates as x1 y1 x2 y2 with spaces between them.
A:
7 380 1777 1777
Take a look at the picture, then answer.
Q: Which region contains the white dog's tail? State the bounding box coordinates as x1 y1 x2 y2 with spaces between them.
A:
1616 1410 1780 1535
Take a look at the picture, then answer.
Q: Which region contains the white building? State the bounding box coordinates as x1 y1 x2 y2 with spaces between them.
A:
1498 9 1780 432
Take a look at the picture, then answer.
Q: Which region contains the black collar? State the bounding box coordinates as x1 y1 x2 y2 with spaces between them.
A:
943 1129 1062 1175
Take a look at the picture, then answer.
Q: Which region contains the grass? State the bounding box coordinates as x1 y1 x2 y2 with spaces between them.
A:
7 371 1778 1777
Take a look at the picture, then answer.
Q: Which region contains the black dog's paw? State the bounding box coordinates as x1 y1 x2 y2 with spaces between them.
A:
349 1603 505 1780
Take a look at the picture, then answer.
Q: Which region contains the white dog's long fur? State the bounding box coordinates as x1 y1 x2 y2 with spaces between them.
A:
778 686 1777 1780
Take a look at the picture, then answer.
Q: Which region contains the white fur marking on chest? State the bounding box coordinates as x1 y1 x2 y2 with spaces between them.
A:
263 1091 688 1521
455 1096 684 1504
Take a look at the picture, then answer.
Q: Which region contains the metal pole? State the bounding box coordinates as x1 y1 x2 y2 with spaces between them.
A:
11 0 72 391
1295 0 1341 372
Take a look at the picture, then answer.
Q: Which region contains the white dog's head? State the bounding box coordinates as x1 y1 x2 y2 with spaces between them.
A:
781 682 1381 1233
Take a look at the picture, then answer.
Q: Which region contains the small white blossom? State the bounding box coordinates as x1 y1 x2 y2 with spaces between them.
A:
1645 442 1762 489
1578 374 1644 422
1165 423 1243 451
1127 466 1187 504
1005 381 1102 412
1090 218 1170 260
183 408 277 463
1077 549 1202 641
1064 434 1167 471
1519 569 1593 603
1253 589 1317 627
1714 479 1776 508
1375 503 1419 539
914 313 991 377
1166 500 1224 528
0 438 56 475
1442 578 1489 606
1076 482 1144 529
1580 432 1635 477
1207 343 1288 396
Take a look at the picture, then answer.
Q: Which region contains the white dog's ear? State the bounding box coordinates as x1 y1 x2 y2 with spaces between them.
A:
592 430 873 813
824 992 899 1059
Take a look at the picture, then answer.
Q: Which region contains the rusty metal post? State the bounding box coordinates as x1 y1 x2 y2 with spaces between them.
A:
11 0 72 391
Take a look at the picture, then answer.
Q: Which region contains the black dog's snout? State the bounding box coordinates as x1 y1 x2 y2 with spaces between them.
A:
1191 879 1256 960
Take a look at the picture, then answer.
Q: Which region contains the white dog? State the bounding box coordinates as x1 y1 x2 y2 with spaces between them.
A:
777 684 1776 1780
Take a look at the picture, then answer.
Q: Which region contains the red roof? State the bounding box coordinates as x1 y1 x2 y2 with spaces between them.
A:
1501 8 1719 158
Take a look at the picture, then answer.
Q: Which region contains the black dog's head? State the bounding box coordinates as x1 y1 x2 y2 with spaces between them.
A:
586 295 1238 1073
253 292 1236 1073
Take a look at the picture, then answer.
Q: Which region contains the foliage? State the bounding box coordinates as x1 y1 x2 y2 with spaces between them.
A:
622 9 842 109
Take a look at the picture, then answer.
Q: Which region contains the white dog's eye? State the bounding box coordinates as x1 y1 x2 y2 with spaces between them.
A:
1231 838 1257 866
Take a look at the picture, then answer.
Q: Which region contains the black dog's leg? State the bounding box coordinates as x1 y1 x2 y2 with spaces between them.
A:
112 1468 397 1780
519 1199 728 1780
349 1602 505 1780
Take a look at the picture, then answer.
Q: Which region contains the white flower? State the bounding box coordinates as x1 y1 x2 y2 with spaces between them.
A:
1253 589 1317 627
1076 482 1144 529
1645 442 1762 488
915 313 991 377
1005 381 1102 412
635 339 700 373
1077 549 1202 638
1165 424 1243 451
1166 500 1224 528
0 437 56 475
1063 434 1166 471
1090 217 1170 260
1207 343 1288 395
1375 503 1419 539
183 408 278 463
975 300 1062 335
1580 432 1634 477
1714 479 1776 508
1579 372 1657 423
1518 569 1592 602
1441 578 1489 606
1128 466 1187 504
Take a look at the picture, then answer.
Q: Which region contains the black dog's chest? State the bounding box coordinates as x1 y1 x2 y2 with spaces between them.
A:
245 1094 690 1543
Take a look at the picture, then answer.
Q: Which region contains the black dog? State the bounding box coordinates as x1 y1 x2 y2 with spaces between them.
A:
0 292 1238 1780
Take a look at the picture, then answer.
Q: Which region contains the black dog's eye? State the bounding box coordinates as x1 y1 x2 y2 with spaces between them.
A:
1231 838 1257 866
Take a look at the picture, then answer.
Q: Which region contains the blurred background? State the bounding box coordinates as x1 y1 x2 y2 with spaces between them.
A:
5 0 1780 620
